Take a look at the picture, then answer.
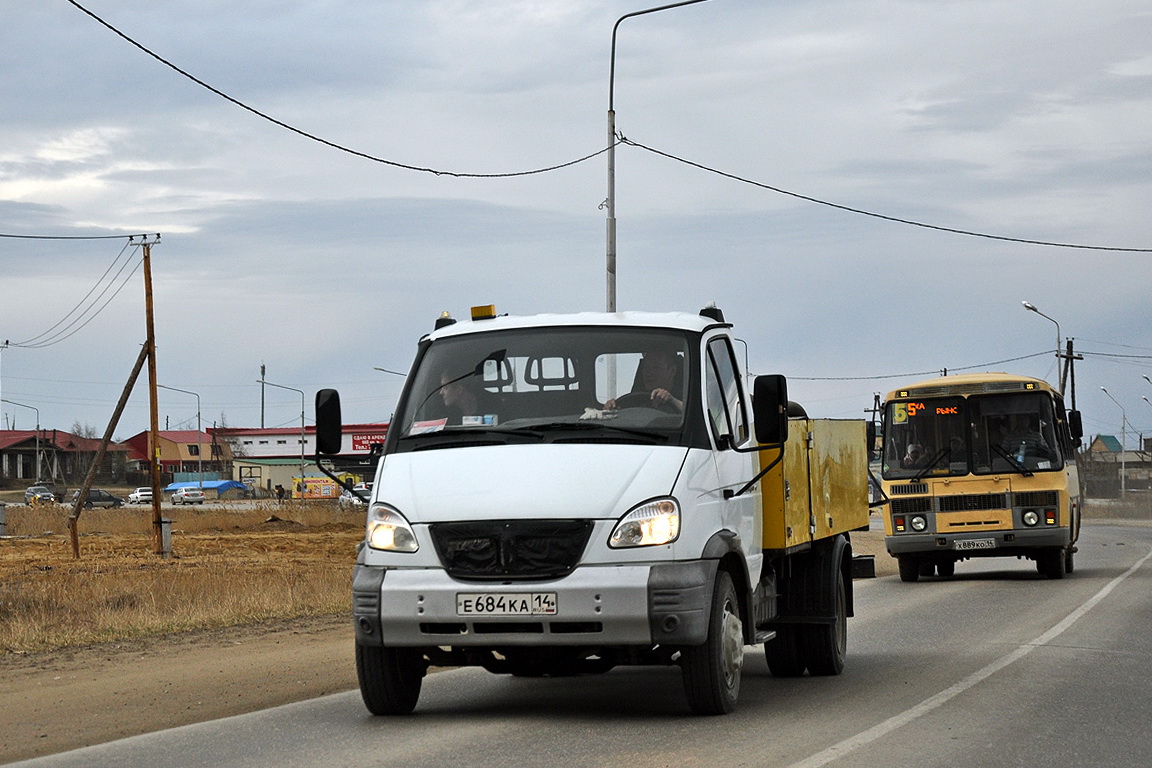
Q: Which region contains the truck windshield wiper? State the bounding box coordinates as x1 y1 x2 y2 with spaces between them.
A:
504 421 667 442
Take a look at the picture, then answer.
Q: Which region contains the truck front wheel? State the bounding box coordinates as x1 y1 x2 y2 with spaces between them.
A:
682 570 743 715
356 642 426 715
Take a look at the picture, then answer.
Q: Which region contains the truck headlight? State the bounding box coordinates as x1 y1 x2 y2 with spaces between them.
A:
910 515 928 532
366 504 419 552
609 498 680 548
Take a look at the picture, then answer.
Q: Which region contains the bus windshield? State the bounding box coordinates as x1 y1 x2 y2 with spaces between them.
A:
882 391 1063 480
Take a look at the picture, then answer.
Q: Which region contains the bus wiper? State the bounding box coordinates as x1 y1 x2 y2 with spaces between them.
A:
992 444 1033 477
911 448 951 482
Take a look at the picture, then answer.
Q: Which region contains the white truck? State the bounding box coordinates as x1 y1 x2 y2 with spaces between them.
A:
315 304 869 715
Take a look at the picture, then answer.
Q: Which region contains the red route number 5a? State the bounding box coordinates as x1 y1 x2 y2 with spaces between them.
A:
891 401 925 424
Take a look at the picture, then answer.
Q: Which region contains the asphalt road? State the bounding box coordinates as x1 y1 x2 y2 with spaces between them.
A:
12 522 1152 768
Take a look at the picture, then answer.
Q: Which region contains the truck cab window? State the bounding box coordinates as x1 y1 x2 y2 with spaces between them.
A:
705 338 748 448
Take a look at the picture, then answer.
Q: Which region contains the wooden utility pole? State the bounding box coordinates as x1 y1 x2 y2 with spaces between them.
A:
69 343 151 558
141 237 165 554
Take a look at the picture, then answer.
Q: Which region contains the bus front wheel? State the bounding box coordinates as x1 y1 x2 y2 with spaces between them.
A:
1037 547 1067 580
898 556 920 583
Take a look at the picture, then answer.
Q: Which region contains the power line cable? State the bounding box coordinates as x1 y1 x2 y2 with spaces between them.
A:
0 232 154 240
65 0 612 178
620 136 1152 253
12 255 143 349
791 350 1052 381
14 241 134 346
58 1 1152 252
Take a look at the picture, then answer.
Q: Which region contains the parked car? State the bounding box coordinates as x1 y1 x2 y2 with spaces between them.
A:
127 487 153 504
69 489 125 509
24 486 56 505
171 487 206 505
338 482 373 509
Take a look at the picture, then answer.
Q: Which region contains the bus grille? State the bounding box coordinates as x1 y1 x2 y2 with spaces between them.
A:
891 497 932 515
430 519 593 581
1014 491 1059 507
939 493 1009 512
889 483 928 496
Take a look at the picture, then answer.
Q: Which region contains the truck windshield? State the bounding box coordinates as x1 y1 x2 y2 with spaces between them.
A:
395 326 693 443
882 391 1063 480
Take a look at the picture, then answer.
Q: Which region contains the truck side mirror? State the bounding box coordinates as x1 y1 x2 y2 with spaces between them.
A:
315 389 343 456
752 374 789 445
867 421 878 461
1068 410 1083 441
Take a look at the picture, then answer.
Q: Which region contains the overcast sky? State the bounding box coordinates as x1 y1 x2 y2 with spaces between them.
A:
2 0 1151 445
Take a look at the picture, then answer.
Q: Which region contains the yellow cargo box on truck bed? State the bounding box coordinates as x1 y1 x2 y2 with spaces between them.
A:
761 418 870 551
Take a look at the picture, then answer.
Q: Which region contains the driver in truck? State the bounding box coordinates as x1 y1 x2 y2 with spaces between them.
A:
605 347 685 413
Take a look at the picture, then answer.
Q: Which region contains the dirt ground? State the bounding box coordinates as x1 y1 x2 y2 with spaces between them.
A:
0 528 897 764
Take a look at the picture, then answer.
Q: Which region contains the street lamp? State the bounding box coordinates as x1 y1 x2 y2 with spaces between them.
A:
606 0 712 313
262 380 306 499
1100 386 1128 498
1021 301 1062 392
158 385 202 493
1 398 40 482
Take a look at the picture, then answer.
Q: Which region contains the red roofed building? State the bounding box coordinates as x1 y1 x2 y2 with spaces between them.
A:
120 430 231 478
0 429 128 486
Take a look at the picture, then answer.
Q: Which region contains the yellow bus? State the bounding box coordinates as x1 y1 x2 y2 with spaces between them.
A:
878 373 1083 581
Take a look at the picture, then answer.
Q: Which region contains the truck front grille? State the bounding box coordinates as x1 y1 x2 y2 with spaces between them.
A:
429 519 593 581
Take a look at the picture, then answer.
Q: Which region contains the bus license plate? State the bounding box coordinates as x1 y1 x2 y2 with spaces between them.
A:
457 593 557 616
954 538 996 551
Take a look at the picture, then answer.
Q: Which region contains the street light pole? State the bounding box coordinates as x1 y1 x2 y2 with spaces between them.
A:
262 380 306 499
606 0 712 313
1101 386 1128 498
1021 301 1062 393
158 385 202 493
1 398 40 482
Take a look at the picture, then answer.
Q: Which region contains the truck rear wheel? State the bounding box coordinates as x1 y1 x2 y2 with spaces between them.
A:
898 556 920 583
356 642 426 715
803 566 847 676
682 570 743 715
764 626 806 677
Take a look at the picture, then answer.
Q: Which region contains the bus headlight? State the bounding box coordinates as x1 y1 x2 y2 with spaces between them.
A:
910 515 928 532
1022 510 1040 527
366 504 419 552
609 498 680 548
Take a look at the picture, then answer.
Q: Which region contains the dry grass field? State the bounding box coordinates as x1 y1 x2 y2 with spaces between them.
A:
0 501 363 655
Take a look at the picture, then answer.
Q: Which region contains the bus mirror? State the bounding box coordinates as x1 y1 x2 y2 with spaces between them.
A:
1068 410 1083 441
315 389 343 455
866 421 877 461
753 375 788 445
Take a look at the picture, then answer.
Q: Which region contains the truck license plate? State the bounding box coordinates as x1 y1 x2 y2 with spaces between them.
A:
456 592 558 616
954 538 996 551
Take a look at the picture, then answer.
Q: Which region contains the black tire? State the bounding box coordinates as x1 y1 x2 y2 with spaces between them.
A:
898 556 920 583
937 559 956 578
1039 547 1067 580
356 642 426 715
764 625 806 677
682 570 743 715
1064 547 1075 574
803 566 847 676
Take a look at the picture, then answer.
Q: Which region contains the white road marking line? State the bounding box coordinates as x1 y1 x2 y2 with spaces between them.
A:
788 546 1152 768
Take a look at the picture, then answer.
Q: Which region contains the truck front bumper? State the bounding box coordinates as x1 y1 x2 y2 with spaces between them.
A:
352 559 718 648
